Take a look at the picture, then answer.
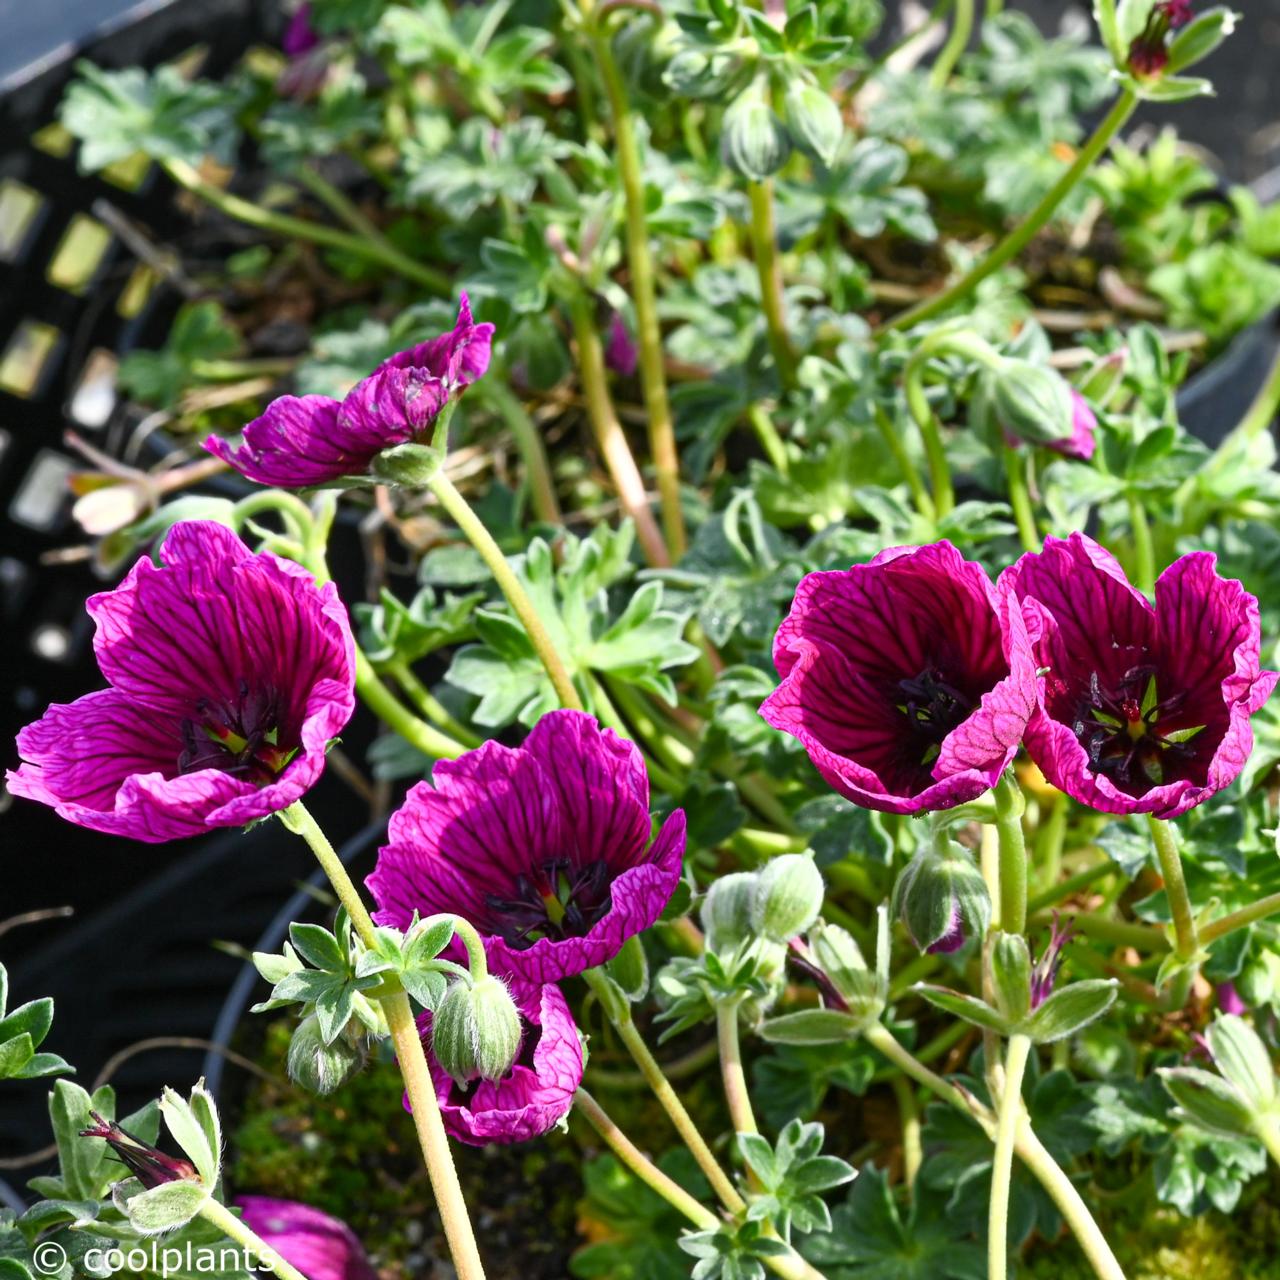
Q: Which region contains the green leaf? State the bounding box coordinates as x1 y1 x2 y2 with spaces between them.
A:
1022 981 1119 1044
115 1180 209 1236
914 987 1010 1035
118 302 240 410
1159 1067 1256 1139
288 924 347 973
60 63 237 172
758 1010 865 1045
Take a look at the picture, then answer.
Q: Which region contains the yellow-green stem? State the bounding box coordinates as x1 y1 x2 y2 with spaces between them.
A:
355 650 468 760
880 88 1138 333
388 661 482 748
1202 891 1280 945
478 379 562 525
162 159 449 294
989 1034 1031 1280
583 969 745 1213
568 290 672 566
748 180 797 389
903 359 956 517
427 470 583 710
198 1198 311 1280
1148 816 1198 962
890 1074 922 1192
929 0 973 88
1128 492 1156 596
993 773 1028 935
591 15 686 558
1003 447 1038 553
749 403 791 474
716 1003 758 1136
278 802 486 1280
874 403 934 518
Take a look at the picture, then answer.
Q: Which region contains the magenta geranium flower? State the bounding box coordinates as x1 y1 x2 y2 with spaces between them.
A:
1000 533 1277 818
418 982 583 1146
760 542 1038 815
236 1198 376 1280
206 296 494 488
8 521 355 841
368 709 686 985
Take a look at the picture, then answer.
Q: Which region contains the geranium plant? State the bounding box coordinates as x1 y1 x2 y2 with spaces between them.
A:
5 0 1280 1278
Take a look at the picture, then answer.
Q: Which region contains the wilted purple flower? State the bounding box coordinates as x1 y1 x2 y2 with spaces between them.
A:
1030 916 1074 1009
418 982 583 1146
760 542 1038 814
8 522 355 841
80 1114 199 1188
605 313 638 377
1000 533 1277 819
206 296 494 488
1127 0 1193 77
236 1198 377 1280
368 710 686 986
282 4 320 57
1216 982 1247 1016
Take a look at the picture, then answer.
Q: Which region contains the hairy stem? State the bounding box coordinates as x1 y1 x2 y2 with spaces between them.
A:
477 379 562 525
929 0 973 88
584 969 744 1212
1003 447 1038 553
902 357 956 518
1148 816 1198 962
162 159 449 294
278 802 486 1280
427 470 583 709
890 1074 923 1191
387 661 482 748
993 772 1028 935
568 289 672 566
748 180 797 389
717 1004 758 1136
356 650 468 760
198 1198 311 1280
874 403 934 518
1201 891 1280 946
1128 492 1156 596
590 14 686 557
989 1034 1031 1280
879 88 1138 333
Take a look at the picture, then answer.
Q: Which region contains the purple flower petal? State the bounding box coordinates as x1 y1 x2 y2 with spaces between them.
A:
761 542 1037 814
368 710 685 986
1001 533 1276 818
9 521 355 842
378 293 494 388
206 396 359 489
1048 390 1097 461
417 983 583 1146
235 1197 376 1280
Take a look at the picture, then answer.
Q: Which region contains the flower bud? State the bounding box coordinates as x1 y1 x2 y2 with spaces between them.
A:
1236 957 1276 1009
700 871 759 953
808 919 886 1027
782 81 843 168
431 976 523 1087
986 358 1077 450
288 1014 366 1096
721 85 791 181
892 842 990 954
751 854 825 943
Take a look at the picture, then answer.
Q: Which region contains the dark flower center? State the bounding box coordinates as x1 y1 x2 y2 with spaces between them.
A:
895 667 975 764
484 858 613 949
178 679 296 785
1072 666 1205 789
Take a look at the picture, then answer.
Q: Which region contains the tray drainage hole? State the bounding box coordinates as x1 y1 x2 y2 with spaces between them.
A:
9 449 74 531
0 180 46 263
0 320 62 398
47 214 113 295
69 350 120 430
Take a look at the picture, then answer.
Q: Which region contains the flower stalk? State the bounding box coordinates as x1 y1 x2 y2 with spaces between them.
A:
568 289 672 567
748 180 797 389
583 968 745 1213
161 159 449 295
879 87 1139 333
993 772 1029 934
587 6 686 558
716 1003 758 1137
198 1198 312 1280
1003 447 1039 553
929 0 974 88
426 469 584 710
989 1033 1031 1280
278 801 487 1280
1148 816 1198 963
